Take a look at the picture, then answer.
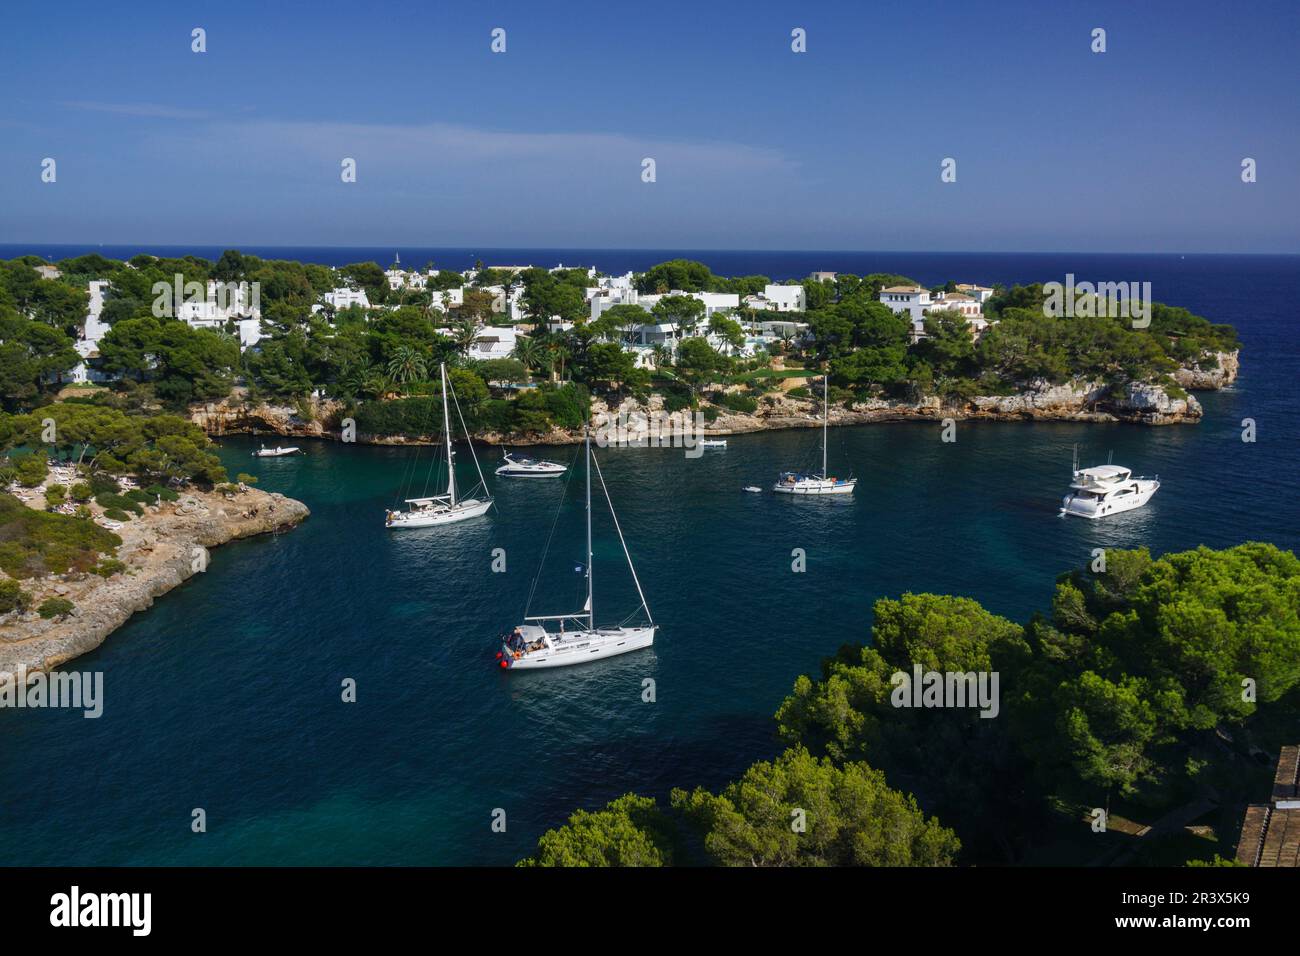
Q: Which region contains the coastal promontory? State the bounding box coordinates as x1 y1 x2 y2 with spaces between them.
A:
0 483 308 675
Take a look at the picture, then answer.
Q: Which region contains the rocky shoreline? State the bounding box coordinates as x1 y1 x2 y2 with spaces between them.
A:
0 486 309 676
190 351 1239 447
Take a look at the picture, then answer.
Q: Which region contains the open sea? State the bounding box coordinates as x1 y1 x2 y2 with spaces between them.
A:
0 250 1296 865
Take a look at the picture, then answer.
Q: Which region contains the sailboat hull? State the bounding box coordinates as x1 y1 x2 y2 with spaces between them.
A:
503 625 655 670
773 477 857 495
386 498 492 528
495 464 566 477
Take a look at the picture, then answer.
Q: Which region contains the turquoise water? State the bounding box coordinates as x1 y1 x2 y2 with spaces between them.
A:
1 252 1296 865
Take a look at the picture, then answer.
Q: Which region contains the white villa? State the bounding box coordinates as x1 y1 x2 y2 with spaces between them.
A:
323 287 371 311
955 283 995 305
430 323 528 362
466 325 522 361
878 284 992 341
481 284 528 322
177 279 264 349
588 282 740 324
743 284 806 313
66 274 268 383
68 280 114 384
428 287 465 312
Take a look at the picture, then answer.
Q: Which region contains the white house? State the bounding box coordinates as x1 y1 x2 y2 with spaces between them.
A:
428 287 465 312
178 279 264 349
592 286 739 324
626 344 658 369
879 285 990 341
695 292 740 316
931 291 982 318
386 268 431 291
955 283 995 305
465 325 523 361
481 284 528 322
323 287 371 311
68 280 115 384
744 284 806 313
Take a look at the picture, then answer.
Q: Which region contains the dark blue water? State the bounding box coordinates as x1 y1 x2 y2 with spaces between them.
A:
1 251 1296 865
8 243 1298 289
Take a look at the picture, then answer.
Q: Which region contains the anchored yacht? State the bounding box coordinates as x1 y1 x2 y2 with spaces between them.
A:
385 363 494 529
498 430 655 670
773 373 856 495
495 452 567 478
1060 449 1159 519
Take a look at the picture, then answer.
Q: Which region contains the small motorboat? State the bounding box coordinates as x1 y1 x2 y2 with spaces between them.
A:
699 439 727 449
742 486 762 493
252 445 301 458
495 451 567 478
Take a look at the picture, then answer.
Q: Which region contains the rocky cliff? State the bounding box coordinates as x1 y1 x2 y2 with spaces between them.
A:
1172 350 1240 390
190 351 1240 445
0 487 309 676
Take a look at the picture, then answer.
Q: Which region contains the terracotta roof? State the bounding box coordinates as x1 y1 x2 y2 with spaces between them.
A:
881 285 927 294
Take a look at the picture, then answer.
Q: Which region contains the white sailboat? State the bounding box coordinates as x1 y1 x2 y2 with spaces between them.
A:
773 373 856 495
385 363 494 529
498 430 655 670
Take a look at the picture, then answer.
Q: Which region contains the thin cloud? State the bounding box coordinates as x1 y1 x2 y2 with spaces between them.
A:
63 100 214 120
154 118 797 179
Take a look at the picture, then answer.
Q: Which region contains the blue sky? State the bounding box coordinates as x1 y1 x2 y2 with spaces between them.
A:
1 0 1297 252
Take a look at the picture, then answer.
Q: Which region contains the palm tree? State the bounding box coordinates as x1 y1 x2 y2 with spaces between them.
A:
360 369 394 401
548 342 572 382
512 336 543 372
452 319 481 357
386 345 428 386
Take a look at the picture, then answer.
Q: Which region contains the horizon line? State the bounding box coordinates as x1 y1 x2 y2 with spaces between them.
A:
3 243 1298 259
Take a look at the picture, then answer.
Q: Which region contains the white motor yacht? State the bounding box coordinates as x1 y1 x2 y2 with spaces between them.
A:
495 452 567 478
1060 451 1159 519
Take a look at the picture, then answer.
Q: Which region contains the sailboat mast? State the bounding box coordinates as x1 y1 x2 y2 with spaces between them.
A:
585 428 594 626
441 363 456 505
822 373 828 478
